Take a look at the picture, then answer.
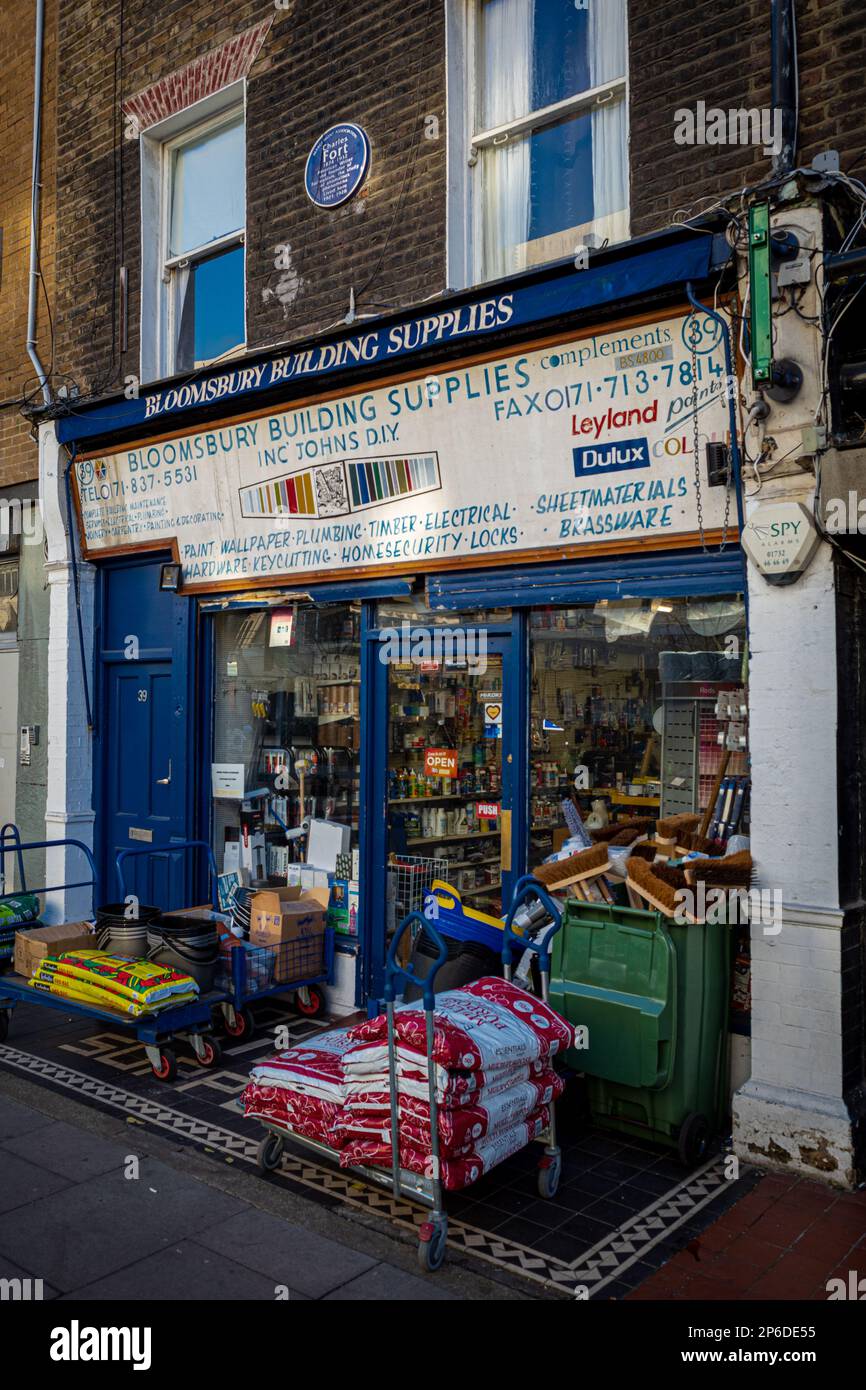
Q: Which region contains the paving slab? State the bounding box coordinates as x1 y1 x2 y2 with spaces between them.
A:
324 1261 458 1300
0 1149 72 1213
0 1093 54 1141
3 1118 132 1181
195 1206 378 1299
0 1157 245 1292
0 1252 59 1300
61 1240 306 1301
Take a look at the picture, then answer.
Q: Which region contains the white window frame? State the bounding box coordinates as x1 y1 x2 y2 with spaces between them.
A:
446 0 630 290
139 80 247 384
0 555 20 650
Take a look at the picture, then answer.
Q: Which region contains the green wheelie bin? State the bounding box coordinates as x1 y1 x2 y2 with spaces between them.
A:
548 901 730 1166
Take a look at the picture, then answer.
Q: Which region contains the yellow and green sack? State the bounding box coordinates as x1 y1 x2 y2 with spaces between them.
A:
28 968 197 1018
33 949 198 1008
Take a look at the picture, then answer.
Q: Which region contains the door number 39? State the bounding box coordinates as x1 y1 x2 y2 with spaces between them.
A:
137 690 148 702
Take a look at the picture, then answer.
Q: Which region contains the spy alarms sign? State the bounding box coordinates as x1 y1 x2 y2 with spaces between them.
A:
741 501 819 584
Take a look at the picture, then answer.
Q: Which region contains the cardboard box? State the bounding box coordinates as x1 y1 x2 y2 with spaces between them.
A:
250 886 328 981
14 921 94 979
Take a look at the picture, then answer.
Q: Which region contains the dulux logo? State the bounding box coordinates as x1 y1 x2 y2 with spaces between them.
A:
573 437 651 478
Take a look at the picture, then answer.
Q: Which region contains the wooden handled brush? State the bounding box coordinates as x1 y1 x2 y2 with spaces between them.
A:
698 751 730 844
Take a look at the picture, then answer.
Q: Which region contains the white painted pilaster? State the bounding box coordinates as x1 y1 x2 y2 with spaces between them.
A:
39 422 96 922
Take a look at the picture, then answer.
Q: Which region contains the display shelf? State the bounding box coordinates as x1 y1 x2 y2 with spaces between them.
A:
404 829 500 847
389 794 501 806
461 882 501 900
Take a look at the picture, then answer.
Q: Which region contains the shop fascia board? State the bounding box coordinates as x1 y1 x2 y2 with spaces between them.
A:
47 222 734 454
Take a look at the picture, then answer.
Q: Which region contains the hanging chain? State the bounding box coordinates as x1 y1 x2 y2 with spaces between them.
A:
689 311 732 553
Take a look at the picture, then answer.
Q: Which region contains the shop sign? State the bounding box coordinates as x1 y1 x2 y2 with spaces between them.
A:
211 763 246 798
424 747 458 778
305 123 370 208
74 309 733 590
483 700 503 739
268 608 295 646
740 501 819 585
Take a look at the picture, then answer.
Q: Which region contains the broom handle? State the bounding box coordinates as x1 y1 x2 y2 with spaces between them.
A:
698 750 730 842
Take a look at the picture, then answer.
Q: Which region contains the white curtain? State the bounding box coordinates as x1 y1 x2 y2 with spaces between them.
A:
480 0 534 278
588 0 628 246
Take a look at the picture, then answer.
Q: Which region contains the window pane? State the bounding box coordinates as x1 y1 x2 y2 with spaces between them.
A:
176 244 245 371
211 604 361 887
481 110 597 277
527 598 748 867
169 115 245 257
480 0 593 128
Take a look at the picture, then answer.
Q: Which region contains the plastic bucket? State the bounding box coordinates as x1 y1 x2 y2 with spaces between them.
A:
95 903 161 960
146 915 220 991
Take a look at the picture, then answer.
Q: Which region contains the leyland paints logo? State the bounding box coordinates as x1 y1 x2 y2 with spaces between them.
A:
50 1320 152 1371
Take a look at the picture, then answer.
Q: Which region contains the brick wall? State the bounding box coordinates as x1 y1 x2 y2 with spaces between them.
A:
0 0 56 488
54 0 446 396
628 0 866 239
49 0 866 396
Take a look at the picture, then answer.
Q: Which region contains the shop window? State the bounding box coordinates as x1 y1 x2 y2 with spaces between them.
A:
529 597 748 862
141 93 246 381
448 0 629 286
211 603 360 887
0 557 19 645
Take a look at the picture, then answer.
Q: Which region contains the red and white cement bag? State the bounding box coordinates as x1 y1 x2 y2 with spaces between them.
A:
343 1051 546 1106
242 1081 345 1147
346 977 573 1072
339 1107 550 1190
339 1070 564 1154
248 1025 353 1103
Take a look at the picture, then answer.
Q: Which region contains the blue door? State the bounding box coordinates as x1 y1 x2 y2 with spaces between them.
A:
96 558 194 909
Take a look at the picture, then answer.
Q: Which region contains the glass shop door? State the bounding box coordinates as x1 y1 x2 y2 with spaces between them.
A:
384 631 516 929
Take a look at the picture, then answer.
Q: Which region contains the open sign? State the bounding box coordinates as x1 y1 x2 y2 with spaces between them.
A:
424 747 458 778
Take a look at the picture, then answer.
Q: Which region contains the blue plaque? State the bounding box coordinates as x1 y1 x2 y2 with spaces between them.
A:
305 123 371 209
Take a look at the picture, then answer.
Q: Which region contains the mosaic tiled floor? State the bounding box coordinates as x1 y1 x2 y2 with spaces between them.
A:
0 999 758 1298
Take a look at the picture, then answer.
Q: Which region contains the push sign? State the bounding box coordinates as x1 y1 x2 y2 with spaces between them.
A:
305 123 370 208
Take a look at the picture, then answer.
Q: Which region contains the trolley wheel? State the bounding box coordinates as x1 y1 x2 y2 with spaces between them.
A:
257 1132 284 1173
293 984 326 1018
0 1009 9 1043
152 1047 177 1082
224 1006 255 1040
417 1220 447 1273
537 1151 562 1200
678 1112 710 1168
195 1036 222 1069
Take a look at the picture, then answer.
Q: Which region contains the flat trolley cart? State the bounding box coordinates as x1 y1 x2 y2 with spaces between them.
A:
116 841 336 1041
0 835 220 1081
252 878 566 1273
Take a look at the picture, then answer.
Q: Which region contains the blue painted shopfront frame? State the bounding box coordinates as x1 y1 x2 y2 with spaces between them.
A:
92 546 746 1007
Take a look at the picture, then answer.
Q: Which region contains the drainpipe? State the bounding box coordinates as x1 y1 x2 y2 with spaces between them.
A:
27 0 52 405
770 0 798 178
